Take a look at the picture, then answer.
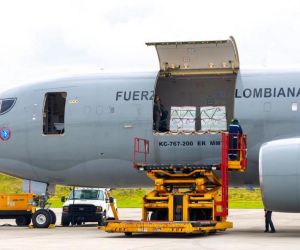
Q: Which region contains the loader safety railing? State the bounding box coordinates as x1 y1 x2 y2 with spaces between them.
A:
133 137 149 168
215 132 247 217
228 133 247 172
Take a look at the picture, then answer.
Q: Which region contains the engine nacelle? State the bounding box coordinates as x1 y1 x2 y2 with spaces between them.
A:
259 138 300 212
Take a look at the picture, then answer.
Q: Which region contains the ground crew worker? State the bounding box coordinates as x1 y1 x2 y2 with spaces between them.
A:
228 119 243 160
264 209 276 233
159 103 169 132
153 95 162 131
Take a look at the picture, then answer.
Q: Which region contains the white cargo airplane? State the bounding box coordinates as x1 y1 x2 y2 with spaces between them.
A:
0 37 298 213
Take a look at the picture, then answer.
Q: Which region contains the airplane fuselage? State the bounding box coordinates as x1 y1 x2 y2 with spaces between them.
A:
0 70 299 188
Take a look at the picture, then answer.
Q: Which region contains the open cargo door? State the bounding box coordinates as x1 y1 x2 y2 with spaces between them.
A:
146 36 239 76
149 37 240 133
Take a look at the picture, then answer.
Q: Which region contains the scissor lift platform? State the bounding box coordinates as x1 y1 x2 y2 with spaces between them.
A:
100 132 246 235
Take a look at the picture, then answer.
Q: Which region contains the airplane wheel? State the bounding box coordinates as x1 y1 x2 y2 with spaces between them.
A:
48 209 56 225
32 209 51 228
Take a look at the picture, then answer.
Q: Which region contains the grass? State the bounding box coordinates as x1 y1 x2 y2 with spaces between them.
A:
111 188 264 209
111 189 150 208
48 185 72 207
0 174 22 193
0 174 264 208
229 188 264 209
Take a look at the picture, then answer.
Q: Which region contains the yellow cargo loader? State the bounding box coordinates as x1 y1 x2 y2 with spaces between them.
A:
0 193 36 226
101 132 247 236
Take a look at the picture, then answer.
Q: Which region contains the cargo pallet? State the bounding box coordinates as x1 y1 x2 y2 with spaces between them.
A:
100 132 247 235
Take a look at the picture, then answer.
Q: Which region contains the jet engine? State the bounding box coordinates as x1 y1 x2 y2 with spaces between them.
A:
259 138 300 212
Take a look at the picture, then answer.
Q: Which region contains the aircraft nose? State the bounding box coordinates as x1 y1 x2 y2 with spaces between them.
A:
0 95 18 143
0 87 28 178
0 92 17 144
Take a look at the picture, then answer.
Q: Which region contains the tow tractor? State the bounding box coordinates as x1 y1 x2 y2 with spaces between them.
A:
0 192 57 228
0 193 37 226
100 132 247 235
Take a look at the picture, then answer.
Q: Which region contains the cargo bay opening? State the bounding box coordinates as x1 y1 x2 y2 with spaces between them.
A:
147 37 240 133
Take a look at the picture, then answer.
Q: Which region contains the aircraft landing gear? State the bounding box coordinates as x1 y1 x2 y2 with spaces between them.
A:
32 209 52 228
31 206 57 228
31 184 57 228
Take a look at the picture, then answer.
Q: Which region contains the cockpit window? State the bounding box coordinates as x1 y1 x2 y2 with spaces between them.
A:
0 98 17 115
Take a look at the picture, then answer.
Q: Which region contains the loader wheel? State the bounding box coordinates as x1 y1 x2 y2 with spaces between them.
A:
32 209 51 228
48 209 57 225
16 215 31 226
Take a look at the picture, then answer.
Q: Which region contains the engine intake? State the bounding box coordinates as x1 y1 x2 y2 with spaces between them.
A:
259 138 300 212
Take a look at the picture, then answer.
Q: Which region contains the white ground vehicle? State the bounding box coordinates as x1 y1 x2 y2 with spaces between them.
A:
61 188 117 226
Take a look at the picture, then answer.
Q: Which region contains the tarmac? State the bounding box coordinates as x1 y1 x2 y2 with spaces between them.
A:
1 208 300 250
